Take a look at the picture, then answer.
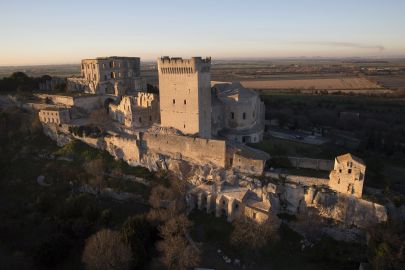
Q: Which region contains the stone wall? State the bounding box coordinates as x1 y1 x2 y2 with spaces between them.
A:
35 93 109 112
288 157 334 171
105 136 141 166
35 94 75 107
142 132 226 168
233 151 267 176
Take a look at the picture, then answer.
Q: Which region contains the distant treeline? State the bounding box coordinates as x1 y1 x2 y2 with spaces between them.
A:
0 72 50 93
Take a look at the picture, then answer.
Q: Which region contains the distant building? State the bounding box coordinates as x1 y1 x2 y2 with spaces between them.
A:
67 56 145 95
157 56 212 139
329 153 366 198
109 93 160 129
38 108 70 125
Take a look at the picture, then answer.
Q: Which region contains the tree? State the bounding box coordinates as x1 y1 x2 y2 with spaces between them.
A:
157 215 200 270
84 158 105 192
121 215 156 267
157 234 200 270
230 215 280 252
82 229 133 270
147 180 187 223
367 222 404 270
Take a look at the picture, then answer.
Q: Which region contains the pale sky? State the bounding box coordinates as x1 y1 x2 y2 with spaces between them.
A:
1 0 405 66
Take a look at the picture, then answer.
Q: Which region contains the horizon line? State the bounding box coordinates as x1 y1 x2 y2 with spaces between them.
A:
2 55 405 68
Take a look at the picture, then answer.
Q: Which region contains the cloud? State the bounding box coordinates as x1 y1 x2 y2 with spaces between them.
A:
296 41 385 51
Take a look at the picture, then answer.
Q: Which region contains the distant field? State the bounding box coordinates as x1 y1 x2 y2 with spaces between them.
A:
241 77 381 90
368 75 405 89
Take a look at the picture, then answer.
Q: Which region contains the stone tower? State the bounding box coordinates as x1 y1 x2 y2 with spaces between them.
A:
157 56 212 138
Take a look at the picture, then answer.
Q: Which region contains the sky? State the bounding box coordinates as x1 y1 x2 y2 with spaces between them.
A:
0 0 405 65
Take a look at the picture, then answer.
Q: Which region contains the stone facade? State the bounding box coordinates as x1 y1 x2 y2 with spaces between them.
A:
212 82 265 143
109 93 160 129
67 56 145 95
329 153 365 198
158 57 212 139
188 182 271 223
38 108 70 124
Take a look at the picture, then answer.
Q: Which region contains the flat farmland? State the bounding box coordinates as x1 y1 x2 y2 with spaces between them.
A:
368 74 405 89
240 77 382 90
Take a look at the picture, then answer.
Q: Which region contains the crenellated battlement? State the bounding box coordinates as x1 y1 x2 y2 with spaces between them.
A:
158 56 211 74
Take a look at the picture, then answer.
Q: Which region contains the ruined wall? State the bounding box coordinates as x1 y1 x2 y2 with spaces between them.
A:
73 95 106 111
109 93 160 129
288 157 334 171
311 192 387 228
233 151 266 176
35 94 106 112
35 94 74 107
244 206 269 223
264 181 387 228
143 132 226 167
105 136 141 166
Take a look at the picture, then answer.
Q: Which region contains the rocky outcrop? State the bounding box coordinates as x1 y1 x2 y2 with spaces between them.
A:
266 181 387 228
42 124 73 146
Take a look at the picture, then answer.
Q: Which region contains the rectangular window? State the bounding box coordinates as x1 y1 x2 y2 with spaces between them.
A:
243 112 246 119
172 99 175 104
184 99 186 105
231 112 234 119
348 169 352 174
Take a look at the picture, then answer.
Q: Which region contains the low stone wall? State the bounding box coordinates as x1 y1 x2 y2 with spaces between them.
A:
286 175 329 187
35 94 109 112
264 171 329 187
35 94 75 106
288 157 334 171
